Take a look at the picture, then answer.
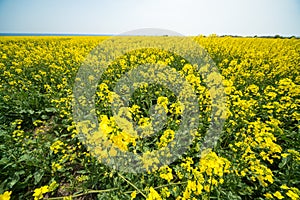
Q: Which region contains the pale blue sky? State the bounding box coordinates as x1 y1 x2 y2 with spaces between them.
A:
0 0 299 36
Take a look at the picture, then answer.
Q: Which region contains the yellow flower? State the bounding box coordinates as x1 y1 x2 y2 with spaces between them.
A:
33 186 49 200
170 102 184 115
280 184 289 190
160 187 170 198
146 187 162 200
157 96 168 112
273 191 284 199
204 184 210 192
159 165 173 182
0 191 12 200
286 190 299 200
76 175 89 182
157 129 175 148
264 193 273 199
48 180 59 191
52 162 62 172
265 174 274 184
187 180 197 192
246 84 259 94
50 140 64 154
131 191 137 199
183 189 191 199
281 153 289 158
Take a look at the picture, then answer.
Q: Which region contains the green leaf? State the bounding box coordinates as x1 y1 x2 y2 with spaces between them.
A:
28 110 35 114
227 191 242 200
18 154 31 163
45 107 56 112
34 170 44 185
0 157 9 165
8 174 20 188
279 156 289 168
41 115 49 120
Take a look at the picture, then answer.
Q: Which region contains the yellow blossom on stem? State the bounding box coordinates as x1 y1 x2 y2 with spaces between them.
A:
0 191 12 200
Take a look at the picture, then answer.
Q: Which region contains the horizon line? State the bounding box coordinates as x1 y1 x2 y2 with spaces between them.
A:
0 32 299 38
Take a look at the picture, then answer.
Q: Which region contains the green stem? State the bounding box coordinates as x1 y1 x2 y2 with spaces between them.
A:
123 180 188 194
117 173 147 198
208 175 213 200
45 188 119 200
153 181 188 190
46 180 187 199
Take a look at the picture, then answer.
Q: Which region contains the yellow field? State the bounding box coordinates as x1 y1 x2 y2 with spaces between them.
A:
0 36 299 200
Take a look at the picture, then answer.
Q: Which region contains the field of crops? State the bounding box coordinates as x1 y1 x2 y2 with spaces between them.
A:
0 36 299 200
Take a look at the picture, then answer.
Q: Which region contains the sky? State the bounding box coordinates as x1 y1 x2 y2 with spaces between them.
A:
0 0 299 36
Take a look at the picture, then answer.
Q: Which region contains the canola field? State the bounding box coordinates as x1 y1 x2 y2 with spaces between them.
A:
0 36 299 200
